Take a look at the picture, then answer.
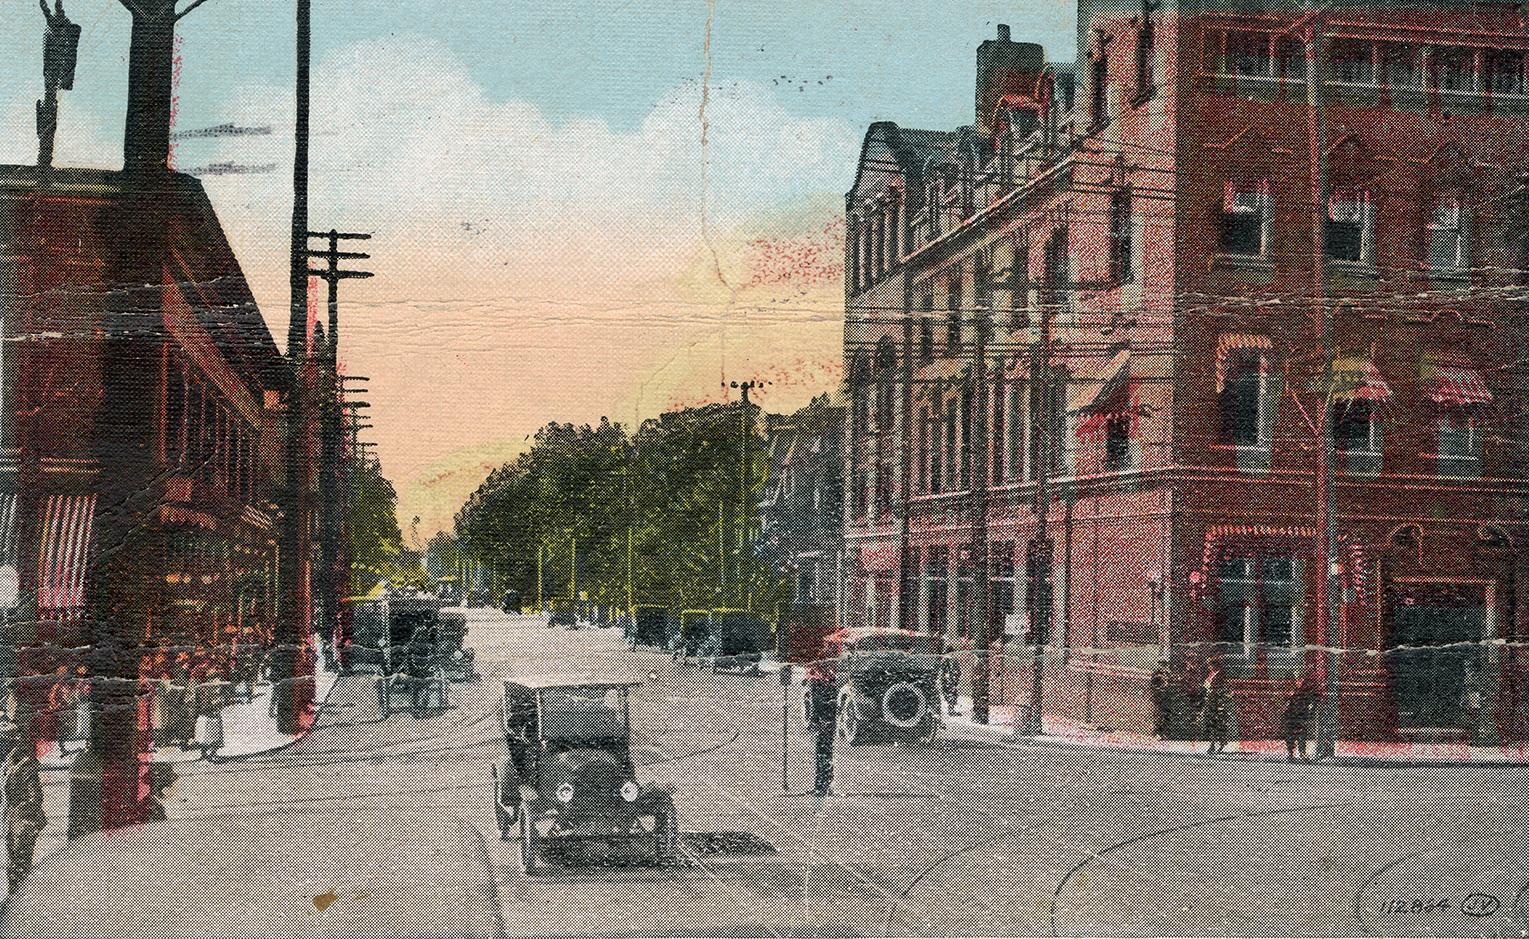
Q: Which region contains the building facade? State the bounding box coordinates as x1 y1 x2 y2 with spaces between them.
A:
760 394 846 609
842 2 1529 744
1 165 292 826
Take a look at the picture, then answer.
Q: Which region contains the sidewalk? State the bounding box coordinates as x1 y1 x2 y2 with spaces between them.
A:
939 696 1529 767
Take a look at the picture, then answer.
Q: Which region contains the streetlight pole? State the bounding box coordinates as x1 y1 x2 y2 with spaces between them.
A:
1023 241 1059 738
970 301 993 724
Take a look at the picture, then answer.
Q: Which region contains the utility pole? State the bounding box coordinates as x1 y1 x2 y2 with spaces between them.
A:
970 300 993 724
1023 238 1060 738
275 0 312 735
307 230 371 666
1302 0 1340 762
896 225 916 634
728 380 768 610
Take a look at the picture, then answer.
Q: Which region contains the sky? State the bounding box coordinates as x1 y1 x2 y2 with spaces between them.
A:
0 0 1076 539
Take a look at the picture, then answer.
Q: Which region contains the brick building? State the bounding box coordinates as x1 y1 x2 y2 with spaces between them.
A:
0 165 292 827
842 2 1529 744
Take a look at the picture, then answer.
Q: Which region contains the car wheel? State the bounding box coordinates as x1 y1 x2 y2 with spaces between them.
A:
838 697 862 745
520 814 539 875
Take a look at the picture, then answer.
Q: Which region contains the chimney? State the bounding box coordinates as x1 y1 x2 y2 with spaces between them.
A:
975 28 1045 136
122 3 175 176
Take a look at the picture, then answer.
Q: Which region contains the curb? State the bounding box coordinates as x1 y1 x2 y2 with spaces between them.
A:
203 668 344 765
940 718 1529 769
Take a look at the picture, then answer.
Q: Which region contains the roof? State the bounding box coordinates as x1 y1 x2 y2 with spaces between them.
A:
848 122 962 202
0 165 287 393
502 675 643 691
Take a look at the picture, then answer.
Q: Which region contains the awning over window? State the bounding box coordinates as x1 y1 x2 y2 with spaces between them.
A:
1216 334 1271 392
1068 349 1130 417
1428 365 1492 407
37 494 96 613
1330 356 1391 402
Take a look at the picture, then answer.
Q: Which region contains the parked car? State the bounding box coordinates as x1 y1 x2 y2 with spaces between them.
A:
468 588 492 608
672 609 711 662
698 609 771 674
631 605 669 648
500 590 522 614
807 627 942 745
496 677 677 873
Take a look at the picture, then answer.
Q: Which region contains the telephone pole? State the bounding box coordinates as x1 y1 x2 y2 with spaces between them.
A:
1022 240 1060 738
728 380 768 609
970 301 993 724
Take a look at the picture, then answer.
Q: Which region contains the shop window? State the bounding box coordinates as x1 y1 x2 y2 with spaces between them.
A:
1487 49 1526 95
924 547 949 635
1220 179 1271 257
1226 30 1272 77
1326 190 1372 264
1431 46 1475 93
1216 554 1299 653
1380 43 1420 88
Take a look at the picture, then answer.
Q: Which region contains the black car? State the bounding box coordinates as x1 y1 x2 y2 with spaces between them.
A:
807 628 943 745
496 678 677 872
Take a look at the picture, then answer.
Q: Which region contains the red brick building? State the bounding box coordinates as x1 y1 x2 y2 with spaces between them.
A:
1 165 292 826
842 3 1529 745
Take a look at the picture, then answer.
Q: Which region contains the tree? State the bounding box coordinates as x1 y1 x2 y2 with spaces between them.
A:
348 458 401 594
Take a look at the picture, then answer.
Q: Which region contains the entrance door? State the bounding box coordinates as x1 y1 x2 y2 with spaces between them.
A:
1391 589 1485 731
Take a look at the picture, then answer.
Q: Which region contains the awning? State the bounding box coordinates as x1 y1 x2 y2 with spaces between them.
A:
1330 356 1391 402
1068 349 1130 417
1428 365 1492 406
1216 334 1272 392
37 494 96 613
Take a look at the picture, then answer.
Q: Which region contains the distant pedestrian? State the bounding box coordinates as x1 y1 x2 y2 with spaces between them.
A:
69 667 91 751
807 665 837 796
5 742 46 895
1150 660 1174 739
1201 659 1231 755
193 670 225 756
940 652 960 716
1281 679 1317 763
141 762 177 823
1462 660 1482 742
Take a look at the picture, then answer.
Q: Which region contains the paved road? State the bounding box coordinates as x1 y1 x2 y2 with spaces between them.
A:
6 608 1527 937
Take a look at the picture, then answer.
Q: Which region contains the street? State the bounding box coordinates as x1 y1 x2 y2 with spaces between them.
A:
6 608 1527 938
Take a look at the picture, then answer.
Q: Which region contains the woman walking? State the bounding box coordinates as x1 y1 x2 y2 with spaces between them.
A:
1201 659 1231 754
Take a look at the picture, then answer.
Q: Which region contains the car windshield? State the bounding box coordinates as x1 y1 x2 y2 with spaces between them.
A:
847 634 941 655
537 686 628 740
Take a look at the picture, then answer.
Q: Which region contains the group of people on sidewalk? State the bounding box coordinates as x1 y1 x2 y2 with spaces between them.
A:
1158 659 1326 763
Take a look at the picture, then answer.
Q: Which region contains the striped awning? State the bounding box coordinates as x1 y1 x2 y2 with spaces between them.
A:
0 493 17 609
1428 365 1492 407
37 494 96 612
1216 334 1272 392
1331 356 1392 402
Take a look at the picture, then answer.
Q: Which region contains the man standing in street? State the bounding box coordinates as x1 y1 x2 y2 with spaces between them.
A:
807 664 837 796
5 742 47 896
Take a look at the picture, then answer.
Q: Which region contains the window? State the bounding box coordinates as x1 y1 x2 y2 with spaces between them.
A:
1221 179 1270 257
992 377 1005 484
946 268 964 352
943 396 958 492
1326 38 1375 85
959 385 973 491
164 360 186 466
974 248 994 311
1437 408 1482 478
1326 190 1371 263
991 543 1016 637
1044 227 1070 315
1432 46 1474 92
1277 36 1308 81
1006 383 1026 482
1220 348 1266 447
1227 31 1272 77
1110 190 1134 285
1103 413 1132 471
1135 6 1156 100
1380 43 1420 88
1428 196 1467 272
924 546 949 635
1332 399 1381 474
1216 554 1299 653
1487 49 1526 95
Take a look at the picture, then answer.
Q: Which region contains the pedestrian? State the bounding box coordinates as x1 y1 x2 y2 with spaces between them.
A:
193 670 225 756
1201 659 1231 755
69 666 91 752
44 666 73 755
1462 660 1482 743
1150 660 1174 739
807 664 838 796
940 651 961 717
141 762 177 823
1281 679 1317 763
4 741 46 896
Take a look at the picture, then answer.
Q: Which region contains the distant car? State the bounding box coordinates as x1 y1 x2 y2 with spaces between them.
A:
497 678 677 873
548 604 577 629
698 609 770 674
501 590 522 614
807 627 942 745
468 588 492 608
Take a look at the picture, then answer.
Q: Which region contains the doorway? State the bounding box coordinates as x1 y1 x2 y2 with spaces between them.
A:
1389 583 1487 731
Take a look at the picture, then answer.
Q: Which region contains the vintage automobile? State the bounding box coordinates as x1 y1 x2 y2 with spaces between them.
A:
671 609 711 662
437 608 476 683
806 627 943 745
698 609 771 674
496 677 677 873
631 605 669 648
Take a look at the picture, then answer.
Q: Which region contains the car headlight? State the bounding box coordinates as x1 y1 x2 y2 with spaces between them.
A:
620 781 640 802
452 650 464 661
518 784 538 803
556 783 575 803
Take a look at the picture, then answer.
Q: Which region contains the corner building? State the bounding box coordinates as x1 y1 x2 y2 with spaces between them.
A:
842 2 1529 744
